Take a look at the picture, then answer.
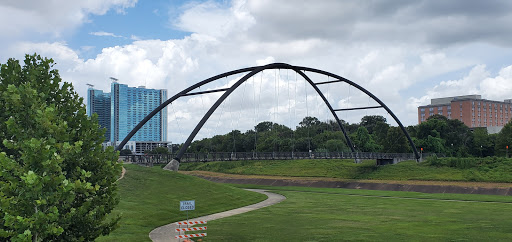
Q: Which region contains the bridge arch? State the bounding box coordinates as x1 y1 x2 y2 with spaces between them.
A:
115 63 420 163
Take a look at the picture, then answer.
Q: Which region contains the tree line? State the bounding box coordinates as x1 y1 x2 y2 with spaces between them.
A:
181 114 512 157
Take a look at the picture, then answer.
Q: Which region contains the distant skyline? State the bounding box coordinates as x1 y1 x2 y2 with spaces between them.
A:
2 0 512 142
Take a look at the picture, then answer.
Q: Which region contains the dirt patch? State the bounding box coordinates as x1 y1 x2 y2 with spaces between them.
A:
181 171 512 196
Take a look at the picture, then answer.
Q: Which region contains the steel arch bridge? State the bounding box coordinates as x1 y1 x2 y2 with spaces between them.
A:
115 63 420 169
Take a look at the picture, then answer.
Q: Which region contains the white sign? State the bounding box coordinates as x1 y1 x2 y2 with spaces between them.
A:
180 200 195 211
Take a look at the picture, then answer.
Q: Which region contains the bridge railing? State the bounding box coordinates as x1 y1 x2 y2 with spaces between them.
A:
121 152 443 165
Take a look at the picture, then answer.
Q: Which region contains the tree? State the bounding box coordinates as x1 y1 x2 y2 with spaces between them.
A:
298 116 321 128
0 54 121 241
351 126 381 152
324 139 348 152
415 115 472 156
120 149 132 156
382 127 409 153
495 120 512 157
469 128 494 157
360 115 387 134
255 121 274 133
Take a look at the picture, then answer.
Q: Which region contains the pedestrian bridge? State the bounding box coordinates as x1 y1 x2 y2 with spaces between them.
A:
116 63 422 170
122 152 438 166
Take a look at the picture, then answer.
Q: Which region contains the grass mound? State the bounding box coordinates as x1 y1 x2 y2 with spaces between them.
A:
98 164 266 241
180 157 512 183
203 186 512 241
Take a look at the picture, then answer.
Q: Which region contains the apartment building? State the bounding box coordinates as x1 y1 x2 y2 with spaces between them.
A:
418 95 512 133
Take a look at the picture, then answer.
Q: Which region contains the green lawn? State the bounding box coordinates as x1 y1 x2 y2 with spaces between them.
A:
180 157 512 182
201 186 512 241
97 164 266 241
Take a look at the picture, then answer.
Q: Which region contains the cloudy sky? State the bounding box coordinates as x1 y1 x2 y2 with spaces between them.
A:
2 0 512 143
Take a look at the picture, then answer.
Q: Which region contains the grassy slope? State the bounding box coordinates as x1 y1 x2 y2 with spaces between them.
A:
97 164 266 242
180 158 512 182
203 186 512 241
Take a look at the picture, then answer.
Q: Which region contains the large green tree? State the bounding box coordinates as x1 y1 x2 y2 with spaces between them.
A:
416 115 472 156
0 55 121 241
382 126 409 153
495 120 512 157
351 126 381 152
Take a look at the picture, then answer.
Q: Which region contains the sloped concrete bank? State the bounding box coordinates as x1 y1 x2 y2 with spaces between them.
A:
188 174 512 196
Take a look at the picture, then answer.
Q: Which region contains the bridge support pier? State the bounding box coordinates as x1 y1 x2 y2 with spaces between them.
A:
163 159 180 172
376 157 409 165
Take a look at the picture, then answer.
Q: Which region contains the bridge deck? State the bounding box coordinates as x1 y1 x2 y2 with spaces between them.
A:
122 152 437 164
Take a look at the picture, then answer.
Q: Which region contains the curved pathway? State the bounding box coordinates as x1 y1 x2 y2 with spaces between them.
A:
149 189 286 242
117 166 126 182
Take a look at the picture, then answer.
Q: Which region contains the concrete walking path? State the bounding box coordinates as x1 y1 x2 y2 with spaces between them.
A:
149 189 286 242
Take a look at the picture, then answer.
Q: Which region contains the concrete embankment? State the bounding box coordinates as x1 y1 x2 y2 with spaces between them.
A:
183 171 512 196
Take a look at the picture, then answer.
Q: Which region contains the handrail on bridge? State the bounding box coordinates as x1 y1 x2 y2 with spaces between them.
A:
121 152 442 165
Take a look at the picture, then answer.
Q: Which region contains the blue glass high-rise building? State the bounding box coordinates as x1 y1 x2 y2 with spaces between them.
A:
87 88 111 141
110 83 168 142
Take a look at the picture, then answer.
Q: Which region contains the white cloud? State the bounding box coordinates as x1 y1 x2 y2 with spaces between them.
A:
90 31 123 38
6 0 512 142
0 0 137 39
481 66 512 101
410 64 512 116
173 0 255 39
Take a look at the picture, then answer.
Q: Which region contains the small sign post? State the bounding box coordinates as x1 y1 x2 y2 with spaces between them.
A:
180 200 195 222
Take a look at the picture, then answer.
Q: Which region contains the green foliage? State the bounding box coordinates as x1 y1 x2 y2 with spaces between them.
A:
416 115 472 156
495 120 512 157
120 149 132 156
382 126 409 153
0 54 121 241
469 128 494 157
350 126 381 152
360 115 387 134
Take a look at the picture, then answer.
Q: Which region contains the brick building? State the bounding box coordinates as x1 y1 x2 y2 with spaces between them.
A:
418 95 512 133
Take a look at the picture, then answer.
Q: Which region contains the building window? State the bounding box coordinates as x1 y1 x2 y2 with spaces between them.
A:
420 108 425 113
429 107 434 112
